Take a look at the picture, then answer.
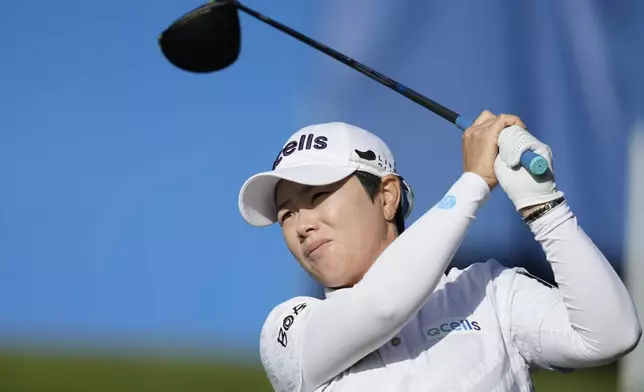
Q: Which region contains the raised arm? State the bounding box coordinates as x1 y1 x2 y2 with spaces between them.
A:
490 115 641 369
528 202 639 367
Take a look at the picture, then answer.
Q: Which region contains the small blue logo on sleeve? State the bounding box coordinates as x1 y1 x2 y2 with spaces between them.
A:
437 195 457 209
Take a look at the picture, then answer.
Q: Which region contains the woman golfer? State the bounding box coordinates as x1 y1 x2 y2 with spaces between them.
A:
238 111 641 392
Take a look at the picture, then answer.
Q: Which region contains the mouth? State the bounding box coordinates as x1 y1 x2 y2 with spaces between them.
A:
304 240 331 259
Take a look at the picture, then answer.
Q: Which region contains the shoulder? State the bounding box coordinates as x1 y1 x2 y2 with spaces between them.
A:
447 258 554 286
445 258 557 300
260 296 319 351
445 258 509 287
259 296 321 392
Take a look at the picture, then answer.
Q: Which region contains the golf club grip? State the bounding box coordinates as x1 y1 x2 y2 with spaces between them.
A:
237 2 548 176
456 116 549 175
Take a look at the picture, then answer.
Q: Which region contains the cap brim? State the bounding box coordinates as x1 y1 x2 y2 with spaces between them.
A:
238 164 357 227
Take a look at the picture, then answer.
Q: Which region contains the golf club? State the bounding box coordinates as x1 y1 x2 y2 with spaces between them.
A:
158 0 548 176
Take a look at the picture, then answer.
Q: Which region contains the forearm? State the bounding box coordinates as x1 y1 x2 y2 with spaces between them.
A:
301 173 490 390
532 202 641 366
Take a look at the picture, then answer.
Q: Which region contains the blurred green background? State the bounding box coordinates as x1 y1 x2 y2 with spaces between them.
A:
0 350 621 392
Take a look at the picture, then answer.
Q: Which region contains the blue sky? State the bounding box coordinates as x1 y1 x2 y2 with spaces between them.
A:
1 0 639 363
0 0 325 358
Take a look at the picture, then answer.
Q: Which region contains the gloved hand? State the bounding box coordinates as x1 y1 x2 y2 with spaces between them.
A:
494 125 564 211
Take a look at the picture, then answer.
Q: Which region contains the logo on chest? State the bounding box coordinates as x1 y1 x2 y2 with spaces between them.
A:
424 318 482 340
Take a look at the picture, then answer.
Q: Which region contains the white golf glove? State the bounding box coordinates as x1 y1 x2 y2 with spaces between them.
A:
494 125 564 211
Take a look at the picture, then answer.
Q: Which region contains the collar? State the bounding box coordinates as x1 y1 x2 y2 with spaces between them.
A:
323 286 348 299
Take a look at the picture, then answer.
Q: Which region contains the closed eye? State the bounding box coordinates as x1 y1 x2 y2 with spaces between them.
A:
278 211 294 226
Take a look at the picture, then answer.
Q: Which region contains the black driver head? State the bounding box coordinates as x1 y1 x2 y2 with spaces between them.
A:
159 0 241 73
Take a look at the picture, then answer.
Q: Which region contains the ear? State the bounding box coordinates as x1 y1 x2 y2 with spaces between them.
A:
380 175 402 222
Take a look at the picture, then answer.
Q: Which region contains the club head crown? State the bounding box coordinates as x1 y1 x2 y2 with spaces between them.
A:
159 0 241 73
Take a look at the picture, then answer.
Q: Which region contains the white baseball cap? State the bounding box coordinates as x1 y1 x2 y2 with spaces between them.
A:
238 122 414 227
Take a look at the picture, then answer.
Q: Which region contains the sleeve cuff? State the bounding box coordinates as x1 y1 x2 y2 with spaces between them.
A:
452 172 492 203
528 201 574 238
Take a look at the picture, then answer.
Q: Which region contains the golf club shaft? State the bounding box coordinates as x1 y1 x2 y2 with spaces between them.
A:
235 1 547 175
236 1 465 127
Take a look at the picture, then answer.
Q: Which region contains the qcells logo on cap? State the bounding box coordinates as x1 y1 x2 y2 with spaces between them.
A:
272 133 328 170
425 318 482 340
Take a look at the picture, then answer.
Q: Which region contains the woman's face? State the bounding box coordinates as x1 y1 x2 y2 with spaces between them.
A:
275 174 400 288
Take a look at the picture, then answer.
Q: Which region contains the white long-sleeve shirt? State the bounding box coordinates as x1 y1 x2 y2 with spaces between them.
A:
259 173 642 392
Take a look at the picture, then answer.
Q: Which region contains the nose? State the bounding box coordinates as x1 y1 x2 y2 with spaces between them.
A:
296 208 318 240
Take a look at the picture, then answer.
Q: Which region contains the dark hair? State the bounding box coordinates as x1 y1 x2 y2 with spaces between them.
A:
354 171 406 235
